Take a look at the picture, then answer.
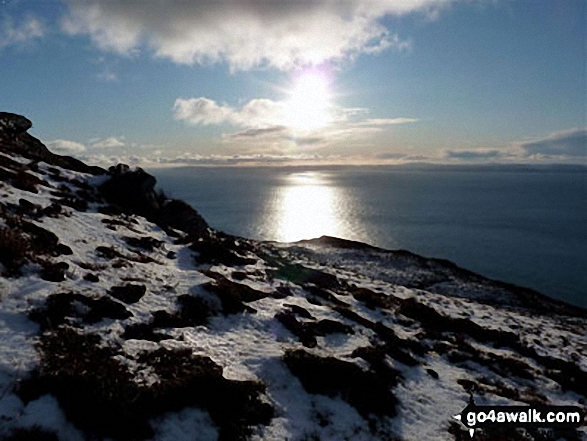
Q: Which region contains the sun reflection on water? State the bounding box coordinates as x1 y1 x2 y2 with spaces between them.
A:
271 172 345 242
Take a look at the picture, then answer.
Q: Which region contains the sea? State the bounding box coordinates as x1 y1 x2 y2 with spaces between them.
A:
148 164 587 309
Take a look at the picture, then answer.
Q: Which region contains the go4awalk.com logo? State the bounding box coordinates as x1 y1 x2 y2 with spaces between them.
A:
453 396 585 438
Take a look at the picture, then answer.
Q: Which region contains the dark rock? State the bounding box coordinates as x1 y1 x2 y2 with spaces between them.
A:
58 196 88 212
83 273 99 282
0 113 104 175
303 284 349 308
284 303 314 319
151 294 212 328
270 263 340 289
96 246 124 260
283 349 397 419
166 250 176 259
122 323 171 342
28 292 132 330
0 226 30 274
350 287 401 310
426 368 439 379
17 220 59 255
272 285 291 299
98 165 159 214
109 284 146 304
275 311 317 348
123 235 163 251
97 205 122 216
98 165 208 239
18 198 42 216
11 171 48 194
40 261 69 282
314 319 354 336
137 347 274 440
42 202 63 217
231 271 247 281
56 243 73 255
333 305 423 366
204 273 266 315
457 378 479 393
398 297 519 348
86 296 134 323
351 346 403 385
0 112 32 138
159 199 208 239
191 235 256 266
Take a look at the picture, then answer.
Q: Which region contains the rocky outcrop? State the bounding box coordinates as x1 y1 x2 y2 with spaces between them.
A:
99 164 161 216
0 112 105 176
0 112 32 138
99 164 209 238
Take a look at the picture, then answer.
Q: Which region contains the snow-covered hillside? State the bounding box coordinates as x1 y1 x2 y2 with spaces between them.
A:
0 113 585 441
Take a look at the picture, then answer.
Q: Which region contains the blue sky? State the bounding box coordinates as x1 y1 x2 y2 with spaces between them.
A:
0 0 585 166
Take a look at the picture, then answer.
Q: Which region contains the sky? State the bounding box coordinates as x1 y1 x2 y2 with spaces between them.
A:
0 0 585 167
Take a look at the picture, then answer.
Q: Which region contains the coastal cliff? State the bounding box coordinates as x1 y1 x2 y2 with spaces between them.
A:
0 114 585 441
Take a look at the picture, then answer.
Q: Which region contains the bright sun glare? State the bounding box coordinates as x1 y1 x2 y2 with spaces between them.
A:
283 72 332 131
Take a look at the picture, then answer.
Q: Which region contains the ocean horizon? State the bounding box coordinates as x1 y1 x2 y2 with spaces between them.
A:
149 164 587 309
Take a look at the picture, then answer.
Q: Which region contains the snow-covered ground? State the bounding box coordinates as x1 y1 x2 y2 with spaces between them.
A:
0 124 585 441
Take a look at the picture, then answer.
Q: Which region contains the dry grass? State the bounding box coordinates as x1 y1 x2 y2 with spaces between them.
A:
0 226 31 275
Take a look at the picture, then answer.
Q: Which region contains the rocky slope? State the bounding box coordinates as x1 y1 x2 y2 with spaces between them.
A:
0 113 585 441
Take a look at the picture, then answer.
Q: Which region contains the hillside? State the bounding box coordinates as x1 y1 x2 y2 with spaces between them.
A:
0 113 585 441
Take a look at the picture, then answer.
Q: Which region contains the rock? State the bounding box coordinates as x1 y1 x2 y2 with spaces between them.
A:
123 236 163 251
159 199 208 239
204 272 267 315
28 292 133 330
84 273 100 282
313 319 354 336
99 165 159 216
0 113 104 175
191 236 255 266
0 112 32 139
270 263 340 289
98 165 208 239
109 284 146 304
40 262 69 282
122 323 171 342
18 198 42 216
231 271 247 281
283 349 398 418
151 294 212 328
275 311 317 348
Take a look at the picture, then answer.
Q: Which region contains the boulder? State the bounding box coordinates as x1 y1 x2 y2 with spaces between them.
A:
0 112 32 139
99 165 209 239
0 112 105 175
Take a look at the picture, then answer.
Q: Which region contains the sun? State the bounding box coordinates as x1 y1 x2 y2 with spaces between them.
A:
282 71 332 131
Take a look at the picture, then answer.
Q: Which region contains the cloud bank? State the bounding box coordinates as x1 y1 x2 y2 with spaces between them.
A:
46 139 86 154
61 0 454 70
518 128 587 158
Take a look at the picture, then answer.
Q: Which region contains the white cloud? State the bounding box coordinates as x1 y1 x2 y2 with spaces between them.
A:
90 136 125 149
173 98 236 126
96 70 117 82
355 118 419 126
61 0 455 70
46 139 86 154
445 149 502 160
518 128 587 158
173 97 283 128
0 14 44 48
